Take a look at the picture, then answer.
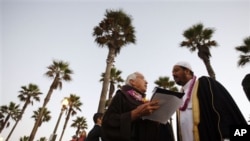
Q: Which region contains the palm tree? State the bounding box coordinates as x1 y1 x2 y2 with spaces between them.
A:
0 111 4 130
20 136 29 141
29 60 73 141
100 67 124 109
31 107 51 128
59 94 82 141
235 36 250 122
71 116 88 137
235 36 250 67
154 76 178 92
93 9 136 113
0 102 21 133
31 108 50 141
180 23 217 79
36 137 47 141
6 84 42 141
50 98 69 141
154 76 178 141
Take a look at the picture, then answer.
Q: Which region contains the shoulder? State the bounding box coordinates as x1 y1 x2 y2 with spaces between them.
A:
198 76 210 81
198 76 218 85
112 89 131 101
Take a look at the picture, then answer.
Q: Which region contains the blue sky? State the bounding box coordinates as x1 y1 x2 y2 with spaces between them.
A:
1 0 250 140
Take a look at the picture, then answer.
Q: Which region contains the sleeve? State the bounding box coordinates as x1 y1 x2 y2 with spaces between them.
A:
101 91 134 141
197 76 247 140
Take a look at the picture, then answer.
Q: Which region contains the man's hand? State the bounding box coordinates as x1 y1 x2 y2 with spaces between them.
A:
131 100 159 120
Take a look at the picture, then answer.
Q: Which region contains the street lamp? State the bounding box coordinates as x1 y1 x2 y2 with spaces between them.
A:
49 98 69 141
0 134 3 141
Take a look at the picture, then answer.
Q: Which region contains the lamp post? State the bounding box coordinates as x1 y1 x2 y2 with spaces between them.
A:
49 98 68 141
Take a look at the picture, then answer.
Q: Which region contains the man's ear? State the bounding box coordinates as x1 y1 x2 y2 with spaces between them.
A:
129 79 135 86
183 69 189 75
184 69 192 77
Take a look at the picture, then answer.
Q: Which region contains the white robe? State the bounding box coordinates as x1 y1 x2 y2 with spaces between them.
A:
179 79 194 141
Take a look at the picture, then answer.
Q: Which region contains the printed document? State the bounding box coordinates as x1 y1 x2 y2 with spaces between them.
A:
143 87 184 124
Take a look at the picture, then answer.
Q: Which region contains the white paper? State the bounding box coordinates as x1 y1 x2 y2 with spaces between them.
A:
143 87 184 124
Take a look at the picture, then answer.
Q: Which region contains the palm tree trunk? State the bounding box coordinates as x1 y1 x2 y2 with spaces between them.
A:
6 119 19 141
97 49 115 113
107 82 115 107
75 128 80 137
29 83 55 141
202 59 216 80
50 108 64 141
0 115 10 133
29 107 45 141
59 109 71 141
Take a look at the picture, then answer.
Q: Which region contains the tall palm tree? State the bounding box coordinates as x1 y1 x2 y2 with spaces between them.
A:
29 60 73 141
93 9 136 113
71 116 88 137
180 23 217 79
31 107 51 127
0 102 21 133
6 84 42 141
235 36 250 67
59 94 82 141
100 67 124 109
154 76 178 92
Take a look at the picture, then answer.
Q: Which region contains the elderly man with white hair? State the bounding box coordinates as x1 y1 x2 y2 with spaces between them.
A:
102 72 175 141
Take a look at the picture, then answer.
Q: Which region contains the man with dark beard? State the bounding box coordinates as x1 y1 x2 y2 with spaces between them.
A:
172 61 247 141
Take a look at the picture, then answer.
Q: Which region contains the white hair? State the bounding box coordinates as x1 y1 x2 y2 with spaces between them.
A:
125 72 141 85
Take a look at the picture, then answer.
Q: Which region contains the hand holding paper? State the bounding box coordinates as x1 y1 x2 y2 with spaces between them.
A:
143 87 184 124
131 99 160 121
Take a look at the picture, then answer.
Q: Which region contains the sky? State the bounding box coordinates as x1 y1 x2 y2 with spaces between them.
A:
1 0 250 141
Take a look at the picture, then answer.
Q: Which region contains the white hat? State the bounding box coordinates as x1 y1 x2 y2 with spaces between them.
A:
175 61 192 71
